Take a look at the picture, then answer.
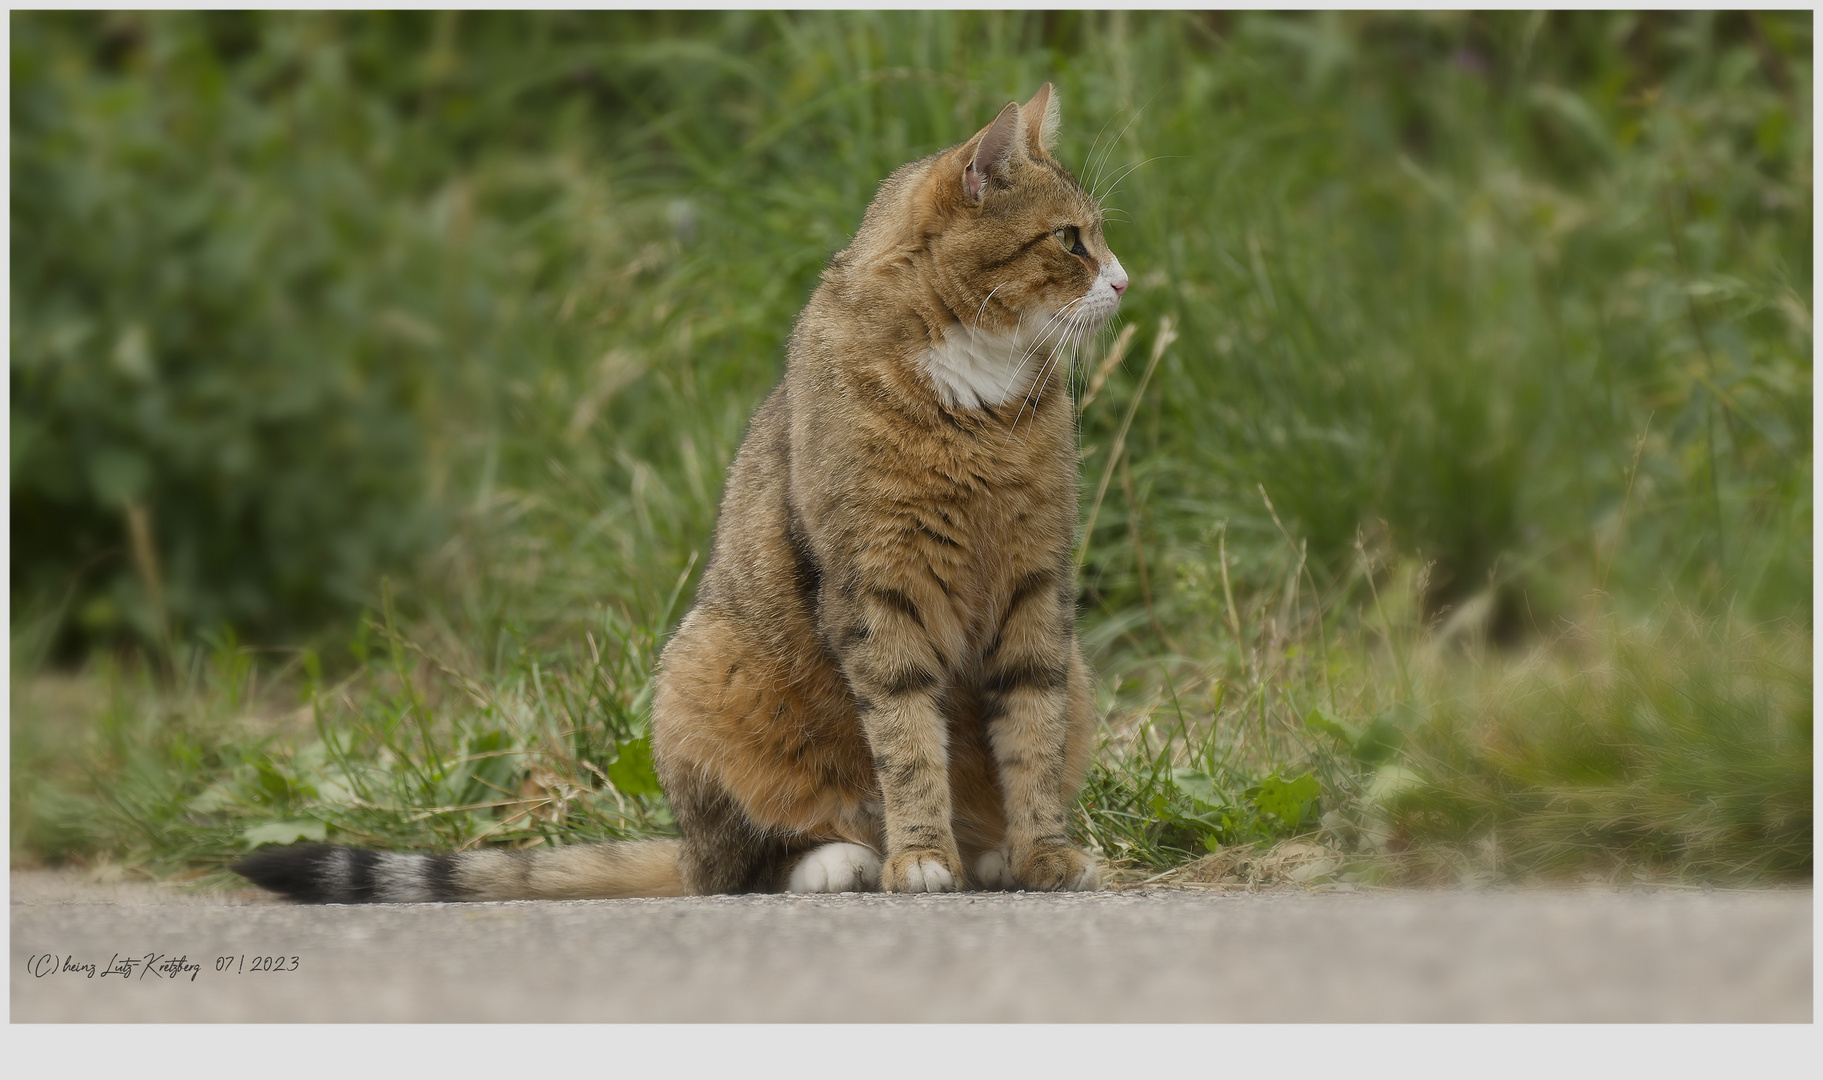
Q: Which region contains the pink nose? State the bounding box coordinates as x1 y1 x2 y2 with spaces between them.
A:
1110 273 1128 297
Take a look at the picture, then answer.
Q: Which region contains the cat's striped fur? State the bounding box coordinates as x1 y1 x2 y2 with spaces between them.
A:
237 84 1128 903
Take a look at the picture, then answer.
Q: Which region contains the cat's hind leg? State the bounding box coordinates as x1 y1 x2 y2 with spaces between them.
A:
971 848 1016 890
666 769 812 894
670 772 880 894
786 842 882 893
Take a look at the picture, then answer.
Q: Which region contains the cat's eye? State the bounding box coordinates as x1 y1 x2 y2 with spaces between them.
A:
1054 225 1086 256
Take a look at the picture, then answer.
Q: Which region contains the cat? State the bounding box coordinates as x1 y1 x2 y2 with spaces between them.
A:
236 83 1128 902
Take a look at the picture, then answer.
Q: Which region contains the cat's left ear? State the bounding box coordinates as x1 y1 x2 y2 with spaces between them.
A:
964 101 1026 202
1022 83 1061 156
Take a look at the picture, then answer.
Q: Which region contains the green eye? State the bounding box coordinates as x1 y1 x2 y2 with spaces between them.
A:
1055 225 1085 256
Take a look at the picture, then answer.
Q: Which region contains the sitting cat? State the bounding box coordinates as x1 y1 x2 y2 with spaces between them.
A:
237 83 1128 902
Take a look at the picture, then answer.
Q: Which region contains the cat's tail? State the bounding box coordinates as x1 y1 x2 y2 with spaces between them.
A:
233 839 686 903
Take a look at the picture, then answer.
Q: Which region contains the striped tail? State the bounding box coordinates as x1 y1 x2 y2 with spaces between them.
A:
233 840 686 903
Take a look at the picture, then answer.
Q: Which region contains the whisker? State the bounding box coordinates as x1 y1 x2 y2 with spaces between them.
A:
1081 108 1122 198
1004 314 1074 431
1004 303 1081 401
1042 317 1095 416
1004 296 1092 439
1089 91 1161 201
1096 154 1176 206
1034 325 1079 409
973 282 1007 332
1029 353 1065 429
1084 103 1132 198
1014 349 1067 442
1088 114 1134 201
1089 101 1148 200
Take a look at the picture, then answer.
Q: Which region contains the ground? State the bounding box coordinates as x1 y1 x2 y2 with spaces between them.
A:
11 870 1810 1022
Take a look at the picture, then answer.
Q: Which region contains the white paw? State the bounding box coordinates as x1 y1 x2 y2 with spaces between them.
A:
900 858 956 893
1070 859 1104 891
787 842 882 894
973 849 1015 890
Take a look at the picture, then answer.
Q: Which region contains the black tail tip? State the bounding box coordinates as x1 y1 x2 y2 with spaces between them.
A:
233 842 343 902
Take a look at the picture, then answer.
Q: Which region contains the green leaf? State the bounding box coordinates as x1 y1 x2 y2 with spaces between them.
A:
1352 714 1403 765
187 784 239 814
253 758 300 806
1304 707 1359 742
606 736 662 799
1170 767 1223 809
312 772 356 805
241 819 327 849
1366 765 1425 805
452 729 520 807
1251 771 1320 824
1305 708 1402 765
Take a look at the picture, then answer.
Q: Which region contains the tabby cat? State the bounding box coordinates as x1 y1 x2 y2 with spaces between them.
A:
237 84 1128 902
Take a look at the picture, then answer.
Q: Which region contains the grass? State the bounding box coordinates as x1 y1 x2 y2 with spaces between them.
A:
10 11 1812 890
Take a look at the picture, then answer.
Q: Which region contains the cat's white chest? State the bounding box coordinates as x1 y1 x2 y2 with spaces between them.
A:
920 322 1050 411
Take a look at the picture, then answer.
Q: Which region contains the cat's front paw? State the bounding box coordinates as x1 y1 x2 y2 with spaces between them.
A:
1011 844 1101 891
882 848 964 893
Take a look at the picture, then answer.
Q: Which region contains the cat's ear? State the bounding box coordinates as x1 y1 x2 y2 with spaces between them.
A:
964 101 1025 202
1022 83 1061 156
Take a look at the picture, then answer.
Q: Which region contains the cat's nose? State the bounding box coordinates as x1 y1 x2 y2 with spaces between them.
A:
1104 256 1128 298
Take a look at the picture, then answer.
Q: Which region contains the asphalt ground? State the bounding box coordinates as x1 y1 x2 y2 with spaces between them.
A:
10 869 1811 1023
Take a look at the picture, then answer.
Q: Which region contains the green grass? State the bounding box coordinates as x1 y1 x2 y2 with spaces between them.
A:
10 11 1812 888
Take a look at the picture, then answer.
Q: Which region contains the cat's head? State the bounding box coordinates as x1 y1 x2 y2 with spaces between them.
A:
855 84 1128 350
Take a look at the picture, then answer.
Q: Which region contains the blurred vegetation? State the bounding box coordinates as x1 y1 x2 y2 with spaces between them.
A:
10 11 1811 887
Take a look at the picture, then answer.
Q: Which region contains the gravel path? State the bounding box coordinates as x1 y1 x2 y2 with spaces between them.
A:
11 870 1810 1022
